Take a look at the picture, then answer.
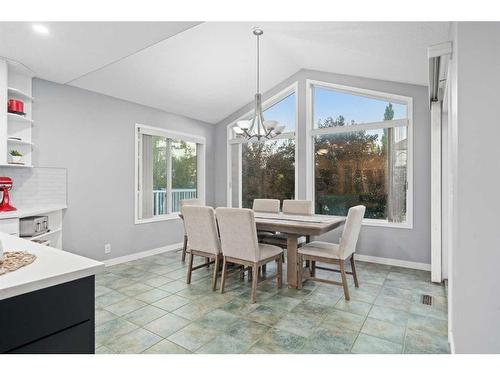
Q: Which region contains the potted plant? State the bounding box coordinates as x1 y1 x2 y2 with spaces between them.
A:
10 150 23 164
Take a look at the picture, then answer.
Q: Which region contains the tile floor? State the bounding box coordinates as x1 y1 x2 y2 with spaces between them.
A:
94 250 450 354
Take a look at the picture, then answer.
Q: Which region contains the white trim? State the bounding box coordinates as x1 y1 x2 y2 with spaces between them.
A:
134 123 206 224
310 119 408 136
362 218 413 229
448 330 455 354
308 79 411 105
354 254 431 271
225 82 299 207
305 79 414 229
226 125 233 207
135 213 181 225
136 123 205 145
103 242 183 267
431 101 442 282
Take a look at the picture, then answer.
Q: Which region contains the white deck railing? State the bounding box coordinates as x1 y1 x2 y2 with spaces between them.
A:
153 188 197 215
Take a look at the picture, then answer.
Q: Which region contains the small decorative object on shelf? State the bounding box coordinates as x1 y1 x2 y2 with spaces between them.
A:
9 149 23 164
7 99 25 115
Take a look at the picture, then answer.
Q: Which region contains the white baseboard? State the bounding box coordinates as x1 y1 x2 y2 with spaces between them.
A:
448 330 455 354
355 254 431 271
103 242 183 267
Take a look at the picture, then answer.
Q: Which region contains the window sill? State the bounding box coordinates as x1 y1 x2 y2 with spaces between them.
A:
361 218 413 229
135 213 181 225
315 214 412 229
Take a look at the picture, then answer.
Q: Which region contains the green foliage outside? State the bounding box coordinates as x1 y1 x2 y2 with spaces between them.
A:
241 139 295 208
314 115 387 218
152 137 197 190
240 103 404 220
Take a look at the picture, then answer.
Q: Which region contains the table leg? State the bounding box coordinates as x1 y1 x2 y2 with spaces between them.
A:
286 234 298 288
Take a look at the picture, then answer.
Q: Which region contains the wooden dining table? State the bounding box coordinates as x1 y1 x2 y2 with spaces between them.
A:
254 212 345 288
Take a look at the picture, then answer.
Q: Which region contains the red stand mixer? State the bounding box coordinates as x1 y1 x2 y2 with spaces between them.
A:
0 177 16 212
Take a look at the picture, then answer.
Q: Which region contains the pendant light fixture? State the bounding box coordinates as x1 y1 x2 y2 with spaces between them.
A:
233 28 285 141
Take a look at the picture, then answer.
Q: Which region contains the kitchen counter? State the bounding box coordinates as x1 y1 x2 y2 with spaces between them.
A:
0 232 103 353
0 204 67 219
0 232 103 300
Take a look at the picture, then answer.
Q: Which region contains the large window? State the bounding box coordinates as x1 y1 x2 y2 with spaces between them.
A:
310 82 412 226
229 87 297 208
135 125 205 223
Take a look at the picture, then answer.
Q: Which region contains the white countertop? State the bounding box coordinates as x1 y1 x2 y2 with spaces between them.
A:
0 232 104 300
0 204 67 219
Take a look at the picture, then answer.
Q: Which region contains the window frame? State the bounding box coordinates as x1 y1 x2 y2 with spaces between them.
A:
226 82 299 208
305 79 414 229
134 123 206 224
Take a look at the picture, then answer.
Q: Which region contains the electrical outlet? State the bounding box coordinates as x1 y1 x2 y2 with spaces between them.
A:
104 244 111 254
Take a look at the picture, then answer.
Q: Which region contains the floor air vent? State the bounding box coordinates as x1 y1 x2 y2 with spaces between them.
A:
422 295 433 305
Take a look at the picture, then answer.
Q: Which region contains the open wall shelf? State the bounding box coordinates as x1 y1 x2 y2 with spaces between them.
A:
8 113 34 124
1 59 35 168
7 87 34 102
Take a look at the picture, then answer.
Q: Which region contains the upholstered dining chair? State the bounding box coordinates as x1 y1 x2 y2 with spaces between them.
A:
179 198 202 262
282 199 313 215
216 207 283 303
253 198 280 239
181 205 222 291
297 205 366 301
260 199 313 248
253 198 280 213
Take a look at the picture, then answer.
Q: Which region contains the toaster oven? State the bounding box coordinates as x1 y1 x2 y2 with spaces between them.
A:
20 216 49 237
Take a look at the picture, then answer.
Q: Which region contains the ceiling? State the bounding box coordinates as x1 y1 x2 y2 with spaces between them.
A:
0 22 451 124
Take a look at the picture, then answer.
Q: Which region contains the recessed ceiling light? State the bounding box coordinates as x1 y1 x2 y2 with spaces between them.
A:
32 24 50 35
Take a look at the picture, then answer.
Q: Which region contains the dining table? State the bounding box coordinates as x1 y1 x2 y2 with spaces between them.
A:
254 212 345 288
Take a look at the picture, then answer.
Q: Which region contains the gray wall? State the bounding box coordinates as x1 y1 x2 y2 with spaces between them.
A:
32 79 215 261
450 22 500 353
215 69 431 264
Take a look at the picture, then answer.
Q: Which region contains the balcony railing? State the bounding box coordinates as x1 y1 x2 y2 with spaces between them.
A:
153 188 197 215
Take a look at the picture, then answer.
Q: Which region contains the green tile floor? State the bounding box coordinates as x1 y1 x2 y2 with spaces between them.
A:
94 251 450 354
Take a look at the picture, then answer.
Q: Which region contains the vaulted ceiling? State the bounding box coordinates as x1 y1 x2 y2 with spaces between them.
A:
0 21 451 124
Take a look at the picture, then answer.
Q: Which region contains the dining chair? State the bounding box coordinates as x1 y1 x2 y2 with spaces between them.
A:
282 199 313 215
179 198 202 262
253 198 280 213
216 207 283 303
297 205 366 301
181 205 222 291
253 198 280 240
260 199 313 248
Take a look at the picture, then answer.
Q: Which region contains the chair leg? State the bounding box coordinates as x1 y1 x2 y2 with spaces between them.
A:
186 252 194 284
311 260 316 277
297 254 303 289
239 265 245 281
277 256 283 289
339 260 350 301
248 267 252 282
220 256 228 294
181 235 188 262
205 257 210 268
282 252 286 263
251 265 258 304
211 255 219 291
350 255 359 288
262 264 267 274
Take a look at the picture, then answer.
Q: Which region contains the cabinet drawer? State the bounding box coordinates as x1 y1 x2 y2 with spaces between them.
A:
0 218 19 235
0 276 95 353
8 320 94 354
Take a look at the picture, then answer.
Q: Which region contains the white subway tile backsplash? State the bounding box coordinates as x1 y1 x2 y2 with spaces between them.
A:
0 167 67 207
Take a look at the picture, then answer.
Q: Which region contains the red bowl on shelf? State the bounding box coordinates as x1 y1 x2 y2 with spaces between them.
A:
7 99 24 115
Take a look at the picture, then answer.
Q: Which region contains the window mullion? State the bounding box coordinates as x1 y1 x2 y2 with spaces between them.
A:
166 138 172 214
311 119 408 136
